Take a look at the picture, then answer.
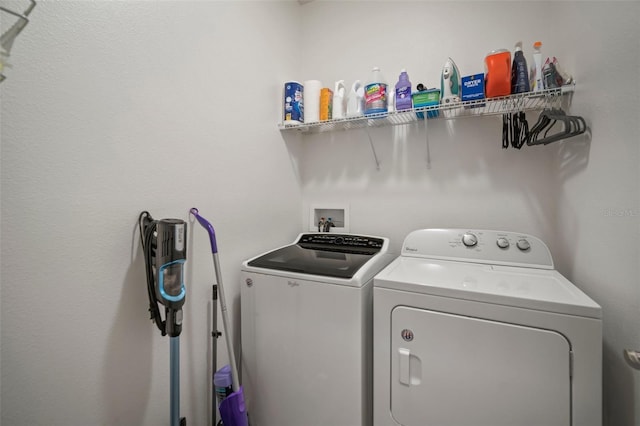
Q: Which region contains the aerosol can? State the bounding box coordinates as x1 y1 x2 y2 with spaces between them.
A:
440 57 461 104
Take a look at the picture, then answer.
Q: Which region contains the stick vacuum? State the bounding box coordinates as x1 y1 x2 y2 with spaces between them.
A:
139 211 187 426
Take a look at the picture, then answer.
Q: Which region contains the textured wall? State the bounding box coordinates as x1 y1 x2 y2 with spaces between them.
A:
295 2 640 426
296 1 562 249
551 3 640 425
0 2 302 425
1 1 639 426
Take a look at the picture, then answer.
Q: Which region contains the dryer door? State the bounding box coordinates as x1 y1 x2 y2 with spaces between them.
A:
391 307 571 426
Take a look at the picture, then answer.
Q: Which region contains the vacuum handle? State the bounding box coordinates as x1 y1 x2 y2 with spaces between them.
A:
190 208 218 254
166 307 183 338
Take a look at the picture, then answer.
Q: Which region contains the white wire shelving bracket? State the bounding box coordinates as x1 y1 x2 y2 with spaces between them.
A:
278 83 575 169
0 0 37 83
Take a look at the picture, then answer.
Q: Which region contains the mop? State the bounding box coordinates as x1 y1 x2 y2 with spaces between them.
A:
190 208 249 426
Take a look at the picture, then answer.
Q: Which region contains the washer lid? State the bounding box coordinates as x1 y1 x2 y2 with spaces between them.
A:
246 233 386 279
242 233 394 287
374 257 601 319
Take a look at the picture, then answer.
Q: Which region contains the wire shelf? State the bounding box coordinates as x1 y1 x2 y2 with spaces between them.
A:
0 0 37 83
279 84 575 134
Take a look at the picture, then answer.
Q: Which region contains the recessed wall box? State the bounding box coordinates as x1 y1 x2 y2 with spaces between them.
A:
309 205 349 233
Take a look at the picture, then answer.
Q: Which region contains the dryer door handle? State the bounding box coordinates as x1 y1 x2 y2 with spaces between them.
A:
398 347 422 386
624 349 640 370
399 348 411 385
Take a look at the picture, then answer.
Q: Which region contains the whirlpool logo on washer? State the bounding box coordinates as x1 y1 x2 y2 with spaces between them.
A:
404 246 418 252
287 280 300 287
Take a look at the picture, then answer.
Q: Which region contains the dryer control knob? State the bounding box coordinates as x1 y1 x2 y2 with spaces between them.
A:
462 233 478 247
496 237 510 249
516 239 531 251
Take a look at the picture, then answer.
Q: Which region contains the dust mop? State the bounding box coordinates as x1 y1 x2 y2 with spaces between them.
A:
190 208 249 426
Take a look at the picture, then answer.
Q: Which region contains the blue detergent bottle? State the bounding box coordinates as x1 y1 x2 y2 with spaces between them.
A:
364 66 388 115
395 69 412 111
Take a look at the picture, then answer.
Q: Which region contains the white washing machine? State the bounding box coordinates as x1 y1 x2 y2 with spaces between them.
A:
241 233 395 426
373 229 602 426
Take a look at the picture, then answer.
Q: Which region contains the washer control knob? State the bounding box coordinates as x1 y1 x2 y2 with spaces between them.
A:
496 237 510 249
516 239 531 251
462 233 478 247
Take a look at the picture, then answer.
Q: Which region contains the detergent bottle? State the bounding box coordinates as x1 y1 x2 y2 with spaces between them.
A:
485 49 511 98
214 364 233 404
511 42 530 93
395 69 413 111
346 80 365 117
364 67 388 115
332 80 347 119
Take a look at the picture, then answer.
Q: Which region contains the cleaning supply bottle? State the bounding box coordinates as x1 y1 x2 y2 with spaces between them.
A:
530 41 544 92
395 69 412 111
484 50 511 98
214 364 234 404
332 80 346 119
511 42 530 93
346 80 364 117
364 66 388 115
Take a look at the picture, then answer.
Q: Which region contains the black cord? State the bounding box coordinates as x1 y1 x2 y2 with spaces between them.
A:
139 211 166 336
138 211 150 248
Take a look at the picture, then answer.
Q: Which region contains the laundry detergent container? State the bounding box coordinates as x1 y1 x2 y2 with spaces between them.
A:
484 49 511 98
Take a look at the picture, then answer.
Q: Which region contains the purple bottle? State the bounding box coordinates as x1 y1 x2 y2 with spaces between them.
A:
214 364 233 404
395 69 413 111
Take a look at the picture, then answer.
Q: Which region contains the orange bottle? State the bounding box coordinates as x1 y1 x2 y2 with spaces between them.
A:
319 88 333 121
484 49 512 98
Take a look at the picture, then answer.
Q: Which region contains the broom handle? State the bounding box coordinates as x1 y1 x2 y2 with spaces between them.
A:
191 208 241 392
211 251 241 392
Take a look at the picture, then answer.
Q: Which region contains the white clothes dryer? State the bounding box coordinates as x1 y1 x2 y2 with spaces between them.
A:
373 229 602 426
241 233 395 426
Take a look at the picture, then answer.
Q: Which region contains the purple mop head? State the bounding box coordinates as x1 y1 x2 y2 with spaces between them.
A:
219 387 249 426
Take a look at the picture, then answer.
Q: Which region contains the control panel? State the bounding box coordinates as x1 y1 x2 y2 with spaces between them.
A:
461 231 532 252
298 233 384 251
401 229 554 269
